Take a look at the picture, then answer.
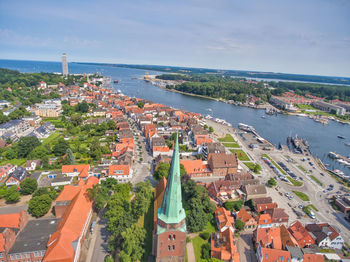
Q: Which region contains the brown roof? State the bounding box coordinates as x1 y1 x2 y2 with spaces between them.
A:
265 208 289 223
254 197 273 205
208 153 238 169
243 184 267 196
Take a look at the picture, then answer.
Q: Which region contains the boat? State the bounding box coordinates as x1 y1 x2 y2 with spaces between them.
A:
113 79 119 83
238 123 256 133
328 152 339 159
345 142 350 147
337 135 345 139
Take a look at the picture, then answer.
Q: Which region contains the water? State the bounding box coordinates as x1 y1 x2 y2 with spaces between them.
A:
1 59 349 175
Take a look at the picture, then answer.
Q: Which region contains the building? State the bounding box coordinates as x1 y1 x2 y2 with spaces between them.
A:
269 96 296 111
333 196 350 213
107 164 132 183
62 53 68 76
61 165 90 179
7 218 60 262
243 184 267 200
214 207 235 232
256 245 291 262
264 208 289 227
311 101 346 116
25 160 42 171
236 208 257 230
288 221 315 248
207 153 238 177
6 167 28 187
211 228 240 261
153 132 187 262
43 177 99 262
32 100 62 117
0 164 16 182
305 223 344 249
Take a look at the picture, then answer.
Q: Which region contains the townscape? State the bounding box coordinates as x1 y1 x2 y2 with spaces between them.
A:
0 56 349 262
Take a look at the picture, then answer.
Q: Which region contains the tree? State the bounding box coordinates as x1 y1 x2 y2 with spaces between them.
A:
70 114 82 127
153 162 170 180
253 164 261 173
64 148 75 164
200 232 210 240
132 181 153 219
76 101 89 113
33 187 49 197
107 120 116 130
119 224 146 262
20 178 38 195
17 136 41 158
89 138 102 160
53 138 70 156
137 101 145 108
180 164 186 177
268 177 277 187
245 199 255 210
28 194 52 217
224 200 244 212
5 186 20 203
209 126 214 133
201 242 211 259
235 219 245 232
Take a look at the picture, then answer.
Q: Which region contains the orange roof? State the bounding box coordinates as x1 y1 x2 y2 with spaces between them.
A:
0 213 21 229
43 177 98 262
180 159 208 174
215 207 234 231
260 248 291 262
154 177 167 228
0 233 4 253
108 165 130 176
236 208 253 223
61 165 90 178
303 254 324 262
258 214 272 226
288 221 315 248
55 185 81 202
211 228 240 261
256 227 282 249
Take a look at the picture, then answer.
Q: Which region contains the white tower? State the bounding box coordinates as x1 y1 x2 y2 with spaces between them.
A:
62 53 68 76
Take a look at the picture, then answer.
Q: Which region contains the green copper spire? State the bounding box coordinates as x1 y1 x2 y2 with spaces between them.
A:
157 131 186 231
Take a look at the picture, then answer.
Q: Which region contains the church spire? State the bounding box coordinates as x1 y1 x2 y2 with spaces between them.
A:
158 131 186 229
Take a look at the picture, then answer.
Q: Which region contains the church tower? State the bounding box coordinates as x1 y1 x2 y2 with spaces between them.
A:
155 132 186 262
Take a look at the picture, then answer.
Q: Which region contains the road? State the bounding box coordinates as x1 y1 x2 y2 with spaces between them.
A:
88 210 109 262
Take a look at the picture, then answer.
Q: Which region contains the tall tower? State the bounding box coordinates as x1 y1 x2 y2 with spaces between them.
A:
62 53 68 76
155 132 186 262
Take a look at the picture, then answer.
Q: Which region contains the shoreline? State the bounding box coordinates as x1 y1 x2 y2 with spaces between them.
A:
151 81 350 124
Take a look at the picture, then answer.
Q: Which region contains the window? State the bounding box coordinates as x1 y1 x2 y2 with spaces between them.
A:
172 245 175 250
25 253 30 258
168 245 171 251
34 251 40 257
265 254 268 259
16 254 20 259
173 234 176 240
168 235 171 240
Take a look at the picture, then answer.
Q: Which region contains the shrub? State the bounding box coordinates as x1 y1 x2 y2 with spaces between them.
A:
200 232 210 240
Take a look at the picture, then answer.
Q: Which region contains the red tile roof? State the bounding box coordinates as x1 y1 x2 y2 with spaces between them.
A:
108 165 130 176
288 221 315 248
260 247 291 262
215 207 234 231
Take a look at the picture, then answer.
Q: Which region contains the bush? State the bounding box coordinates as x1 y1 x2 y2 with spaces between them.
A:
235 219 245 232
5 186 20 203
268 177 277 187
201 242 211 259
224 200 244 212
20 178 38 195
186 236 191 243
200 232 210 240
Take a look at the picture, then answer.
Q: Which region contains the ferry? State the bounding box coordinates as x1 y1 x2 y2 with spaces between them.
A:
337 135 346 139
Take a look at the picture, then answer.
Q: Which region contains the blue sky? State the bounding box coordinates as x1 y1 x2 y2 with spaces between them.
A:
0 0 349 77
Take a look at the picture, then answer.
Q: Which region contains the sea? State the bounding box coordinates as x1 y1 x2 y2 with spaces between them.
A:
0 59 349 176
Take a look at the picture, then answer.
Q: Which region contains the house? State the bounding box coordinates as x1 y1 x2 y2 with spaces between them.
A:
0 139 6 148
0 164 16 182
61 165 90 179
206 180 242 204
215 207 235 233
6 167 28 187
107 164 132 183
288 221 315 248
207 153 238 177
180 159 211 178
256 244 291 262
254 227 282 249
151 137 170 157
50 175 73 187
265 208 289 226
39 81 47 89
0 120 31 138
211 228 240 262
286 246 304 262
280 225 298 249
333 196 350 213
303 253 324 262
25 160 42 171
7 218 60 262
243 184 267 200
201 142 225 160
44 177 99 262
32 100 61 117
236 208 257 230
257 214 272 229
305 223 344 249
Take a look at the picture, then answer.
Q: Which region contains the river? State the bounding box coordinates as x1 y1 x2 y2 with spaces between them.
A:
0 59 349 175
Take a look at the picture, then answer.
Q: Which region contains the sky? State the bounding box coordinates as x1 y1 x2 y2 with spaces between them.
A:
0 0 350 77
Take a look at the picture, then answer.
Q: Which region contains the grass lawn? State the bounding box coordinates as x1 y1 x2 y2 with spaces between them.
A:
296 104 318 110
218 134 235 142
42 131 61 146
202 221 216 233
192 236 207 262
310 175 323 186
287 176 303 187
307 204 319 212
297 165 308 173
139 200 154 262
0 158 26 167
230 149 250 161
222 142 240 148
262 154 286 175
293 191 310 201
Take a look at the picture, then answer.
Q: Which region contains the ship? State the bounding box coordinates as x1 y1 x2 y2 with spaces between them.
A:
337 135 345 139
238 123 256 133
113 79 119 83
328 152 339 159
345 142 350 147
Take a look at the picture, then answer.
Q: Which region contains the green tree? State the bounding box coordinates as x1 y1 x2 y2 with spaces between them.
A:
132 181 153 219
17 136 41 158
153 162 170 180
20 178 38 195
89 138 102 160
28 194 52 217
119 224 146 262
0 184 8 198
76 101 89 113
107 120 116 130
137 101 145 108
224 200 244 212
70 114 82 126
253 164 261 173
201 242 211 259
64 148 75 165
52 138 70 156
235 219 245 232
268 177 277 187
5 186 20 203
33 187 49 197
209 126 214 133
